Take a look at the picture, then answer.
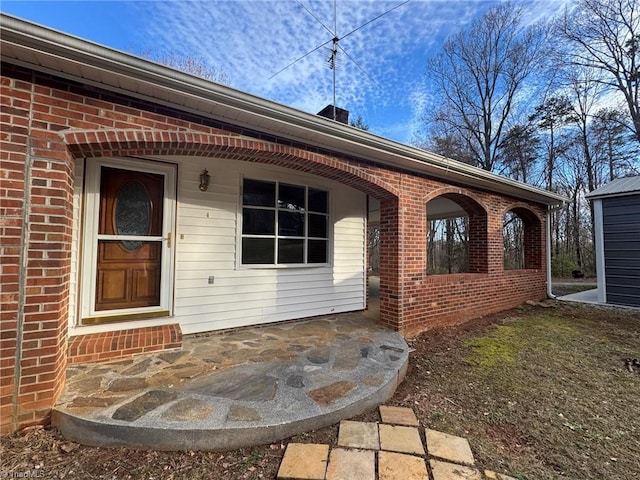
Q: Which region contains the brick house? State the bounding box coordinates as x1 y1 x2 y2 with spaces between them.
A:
1 14 565 434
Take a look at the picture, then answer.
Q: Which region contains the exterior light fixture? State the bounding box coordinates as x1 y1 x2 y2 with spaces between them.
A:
199 169 210 192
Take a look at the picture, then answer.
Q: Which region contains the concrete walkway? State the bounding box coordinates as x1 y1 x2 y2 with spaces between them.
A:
557 288 640 311
53 313 408 451
556 288 600 304
278 405 517 480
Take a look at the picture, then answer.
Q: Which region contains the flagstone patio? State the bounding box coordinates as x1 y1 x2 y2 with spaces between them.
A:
52 313 408 451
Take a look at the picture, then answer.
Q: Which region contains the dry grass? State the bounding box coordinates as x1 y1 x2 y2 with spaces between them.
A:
1 302 639 479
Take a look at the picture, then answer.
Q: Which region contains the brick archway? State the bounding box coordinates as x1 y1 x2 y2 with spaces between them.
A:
59 129 400 200
424 186 488 213
502 204 544 270
425 188 489 274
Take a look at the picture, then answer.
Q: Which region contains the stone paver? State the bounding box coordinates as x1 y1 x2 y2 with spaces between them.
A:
378 451 428 480
379 405 419 426
269 404 516 480
188 367 278 401
337 421 379 450
307 381 356 406
430 460 482 480
379 424 425 455
325 448 375 480
161 398 214 421
227 404 261 422
107 377 149 392
111 390 177 421
425 429 475 465
277 443 329 480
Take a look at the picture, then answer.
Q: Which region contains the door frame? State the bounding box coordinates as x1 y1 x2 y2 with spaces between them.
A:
80 157 177 323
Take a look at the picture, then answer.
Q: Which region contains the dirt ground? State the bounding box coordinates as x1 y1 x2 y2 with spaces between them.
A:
2 301 639 480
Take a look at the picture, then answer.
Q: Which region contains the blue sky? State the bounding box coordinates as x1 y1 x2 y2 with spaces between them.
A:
2 0 571 143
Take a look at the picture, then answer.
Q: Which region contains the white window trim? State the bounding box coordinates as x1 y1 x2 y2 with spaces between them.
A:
237 177 333 269
78 157 177 324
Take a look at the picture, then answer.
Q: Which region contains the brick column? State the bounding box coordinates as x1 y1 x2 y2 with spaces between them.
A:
378 186 426 334
378 197 401 330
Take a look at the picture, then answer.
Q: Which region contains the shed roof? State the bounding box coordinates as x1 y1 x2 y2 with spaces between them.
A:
586 176 640 200
0 13 566 207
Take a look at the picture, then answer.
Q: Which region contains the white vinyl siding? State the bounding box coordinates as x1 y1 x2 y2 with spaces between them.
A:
167 156 365 334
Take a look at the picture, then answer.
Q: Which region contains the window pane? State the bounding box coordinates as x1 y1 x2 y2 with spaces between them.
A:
308 239 327 263
278 211 304 236
243 179 276 207
308 214 327 238
308 188 328 213
278 239 304 263
243 208 275 235
278 184 305 211
242 238 275 264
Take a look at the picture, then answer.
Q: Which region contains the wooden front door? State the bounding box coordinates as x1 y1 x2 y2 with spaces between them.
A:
95 167 164 311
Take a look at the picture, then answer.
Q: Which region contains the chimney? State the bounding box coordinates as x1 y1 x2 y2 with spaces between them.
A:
317 105 349 124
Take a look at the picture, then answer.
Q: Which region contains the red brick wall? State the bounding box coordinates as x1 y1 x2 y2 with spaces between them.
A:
0 62 549 432
67 324 182 364
1 70 73 434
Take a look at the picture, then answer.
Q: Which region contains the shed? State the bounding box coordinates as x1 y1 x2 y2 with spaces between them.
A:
586 176 640 307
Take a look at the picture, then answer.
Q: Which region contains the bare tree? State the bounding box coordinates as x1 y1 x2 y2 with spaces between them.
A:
426 2 546 171
554 0 640 142
566 71 602 194
529 96 573 190
428 130 477 165
498 123 540 183
591 108 640 180
349 115 370 131
136 50 230 85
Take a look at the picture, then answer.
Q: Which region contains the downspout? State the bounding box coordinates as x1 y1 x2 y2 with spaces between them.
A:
546 203 564 299
13 135 32 428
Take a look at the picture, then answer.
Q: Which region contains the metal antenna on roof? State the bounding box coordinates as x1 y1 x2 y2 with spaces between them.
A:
269 0 410 121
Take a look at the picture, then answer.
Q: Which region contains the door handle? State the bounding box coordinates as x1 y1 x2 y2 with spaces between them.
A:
164 232 172 248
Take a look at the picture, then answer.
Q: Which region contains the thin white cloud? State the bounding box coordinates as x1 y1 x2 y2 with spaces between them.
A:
131 0 572 142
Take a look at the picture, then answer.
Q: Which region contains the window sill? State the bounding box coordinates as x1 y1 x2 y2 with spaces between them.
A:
240 263 331 269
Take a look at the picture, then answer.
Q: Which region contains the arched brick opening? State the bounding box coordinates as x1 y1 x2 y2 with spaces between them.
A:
59 129 400 200
425 189 489 274
503 205 543 270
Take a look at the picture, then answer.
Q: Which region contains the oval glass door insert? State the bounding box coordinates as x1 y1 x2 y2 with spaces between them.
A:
115 181 151 250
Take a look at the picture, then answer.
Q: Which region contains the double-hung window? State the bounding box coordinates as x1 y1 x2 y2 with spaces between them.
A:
241 179 329 265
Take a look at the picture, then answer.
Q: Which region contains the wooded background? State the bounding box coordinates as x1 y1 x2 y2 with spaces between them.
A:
413 0 639 278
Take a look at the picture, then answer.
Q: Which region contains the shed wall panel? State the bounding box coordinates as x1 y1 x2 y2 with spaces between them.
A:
602 194 640 307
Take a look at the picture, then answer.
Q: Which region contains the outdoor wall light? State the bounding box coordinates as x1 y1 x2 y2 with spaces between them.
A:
199 169 210 192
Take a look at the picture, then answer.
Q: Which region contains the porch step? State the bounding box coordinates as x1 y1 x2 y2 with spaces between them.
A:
52 314 408 451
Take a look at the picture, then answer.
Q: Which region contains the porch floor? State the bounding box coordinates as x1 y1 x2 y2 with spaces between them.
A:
52 312 408 451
